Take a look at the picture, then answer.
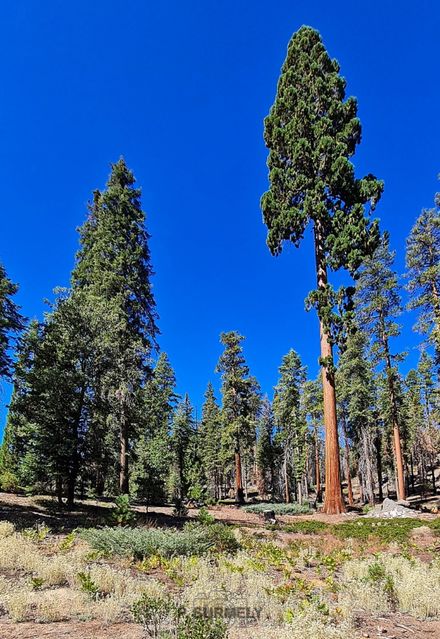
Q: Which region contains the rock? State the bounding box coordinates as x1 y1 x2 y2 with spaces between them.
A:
397 499 411 508
371 497 416 519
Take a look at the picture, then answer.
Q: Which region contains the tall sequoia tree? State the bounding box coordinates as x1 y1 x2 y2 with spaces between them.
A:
216 332 260 504
72 158 159 493
406 186 440 374
0 262 24 381
261 26 383 513
355 236 406 500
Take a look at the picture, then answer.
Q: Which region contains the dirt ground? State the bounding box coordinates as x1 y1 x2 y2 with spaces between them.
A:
0 492 439 639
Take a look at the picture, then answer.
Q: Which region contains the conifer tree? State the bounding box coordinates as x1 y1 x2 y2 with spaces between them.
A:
355 236 406 499
406 186 440 373
261 26 382 513
169 394 195 502
337 328 377 505
131 353 177 504
255 396 275 499
303 378 323 500
0 262 24 380
199 382 223 501
216 332 260 504
273 349 307 504
72 158 159 493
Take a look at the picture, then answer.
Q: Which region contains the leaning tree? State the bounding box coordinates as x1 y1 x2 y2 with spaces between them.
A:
261 26 383 513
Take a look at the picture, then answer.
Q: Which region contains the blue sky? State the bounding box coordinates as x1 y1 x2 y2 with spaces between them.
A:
1 1 439 429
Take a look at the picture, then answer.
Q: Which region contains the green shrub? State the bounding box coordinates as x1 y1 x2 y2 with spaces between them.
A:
177 613 228 639
185 522 239 554
283 521 329 535
197 507 215 525
0 470 19 492
77 571 100 600
132 594 182 637
80 525 213 559
242 502 311 515
333 518 425 543
109 494 136 526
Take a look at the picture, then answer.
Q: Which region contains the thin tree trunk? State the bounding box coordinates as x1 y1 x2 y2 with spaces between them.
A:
363 429 375 505
314 423 321 500
284 451 290 503
375 428 384 501
431 458 436 495
119 415 129 494
382 330 406 501
234 442 244 504
314 221 345 514
56 475 63 506
341 418 354 506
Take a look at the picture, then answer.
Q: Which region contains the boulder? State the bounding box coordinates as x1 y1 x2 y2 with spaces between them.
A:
371 497 416 518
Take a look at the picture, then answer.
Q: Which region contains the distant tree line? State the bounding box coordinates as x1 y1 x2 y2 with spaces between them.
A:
0 27 438 512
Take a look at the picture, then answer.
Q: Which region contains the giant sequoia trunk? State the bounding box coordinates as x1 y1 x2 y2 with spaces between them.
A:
314 221 345 514
314 424 321 500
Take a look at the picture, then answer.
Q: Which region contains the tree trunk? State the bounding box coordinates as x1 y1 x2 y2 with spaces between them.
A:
431 458 436 495
314 424 321 500
362 429 375 505
313 221 345 514
56 475 63 506
119 416 129 494
234 442 244 504
381 328 406 501
284 451 290 503
375 428 384 501
342 421 354 506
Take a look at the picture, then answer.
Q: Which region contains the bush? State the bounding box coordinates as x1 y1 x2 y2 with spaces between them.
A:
197 507 215 525
0 470 19 492
80 525 213 559
332 518 425 543
177 613 228 639
242 503 311 515
132 593 182 637
184 522 239 554
109 494 136 526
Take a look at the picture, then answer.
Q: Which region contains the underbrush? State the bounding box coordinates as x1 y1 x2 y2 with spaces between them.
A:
243 503 311 515
80 521 239 559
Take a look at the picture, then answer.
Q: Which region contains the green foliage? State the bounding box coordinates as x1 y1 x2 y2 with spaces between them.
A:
243 503 311 515
283 521 329 535
216 332 260 503
109 494 136 526
197 507 215 525
77 571 100 600
333 518 424 543
199 382 223 501
30 576 45 590
406 184 440 367
132 594 182 638
0 261 24 380
80 525 214 559
261 26 382 341
186 522 239 554
177 613 228 639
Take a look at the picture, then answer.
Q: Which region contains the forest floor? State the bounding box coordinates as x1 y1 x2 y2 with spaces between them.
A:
0 492 439 639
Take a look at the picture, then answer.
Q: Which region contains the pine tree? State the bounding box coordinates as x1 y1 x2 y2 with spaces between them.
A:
199 382 223 501
406 186 440 373
273 349 308 504
261 26 382 513
169 394 195 502
0 262 24 380
355 236 406 499
131 353 177 505
337 328 377 505
255 396 275 500
303 378 323 500
216 332 260 504
72 158 159 493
